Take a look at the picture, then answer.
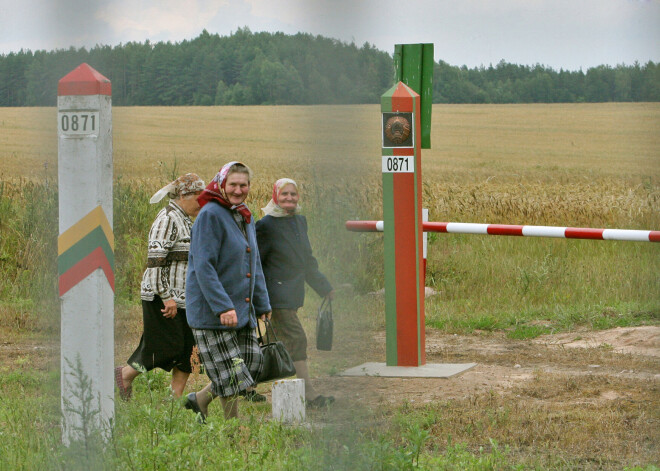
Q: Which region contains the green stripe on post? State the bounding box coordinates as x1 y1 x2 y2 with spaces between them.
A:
58 226 115 275
381 86 397 365
381 83 397 108
382 171 397 365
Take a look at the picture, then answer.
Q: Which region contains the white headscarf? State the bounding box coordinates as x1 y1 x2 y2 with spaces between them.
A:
261 178 302 217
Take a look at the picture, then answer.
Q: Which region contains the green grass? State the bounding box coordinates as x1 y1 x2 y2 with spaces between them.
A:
417 232 659 335
0 365 532 471
7 368 655 471
0 175 657 341
506 324 550 340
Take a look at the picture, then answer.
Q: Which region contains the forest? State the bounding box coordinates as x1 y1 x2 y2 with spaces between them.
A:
1 28 658 106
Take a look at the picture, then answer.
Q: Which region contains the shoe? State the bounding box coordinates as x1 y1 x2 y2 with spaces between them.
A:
184 392 206 423
307 395 335 408
239 390 267 402
114 366 132 401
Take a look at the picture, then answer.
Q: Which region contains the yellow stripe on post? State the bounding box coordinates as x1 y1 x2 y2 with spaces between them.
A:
58 205 114 255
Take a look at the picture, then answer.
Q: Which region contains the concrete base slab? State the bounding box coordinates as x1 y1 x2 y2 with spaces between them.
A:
340 362 477 378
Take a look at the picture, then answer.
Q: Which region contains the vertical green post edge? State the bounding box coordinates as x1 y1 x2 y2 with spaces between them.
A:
394 43 433 149
420 44 433 149
382 171 397 365
381 83 398 365
394 44 403 83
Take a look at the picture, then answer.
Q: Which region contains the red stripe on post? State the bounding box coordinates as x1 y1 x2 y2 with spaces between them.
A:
565 227 604 240
59 247 115 296
392 172 419 366
391 82 414 113
58 63 111 96
488 224 524 236
650 231 660 242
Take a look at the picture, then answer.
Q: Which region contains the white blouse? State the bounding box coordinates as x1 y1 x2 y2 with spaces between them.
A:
140 201 192 308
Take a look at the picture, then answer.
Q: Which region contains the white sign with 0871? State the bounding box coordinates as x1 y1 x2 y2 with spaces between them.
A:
382 155 414 173
58 111 99 135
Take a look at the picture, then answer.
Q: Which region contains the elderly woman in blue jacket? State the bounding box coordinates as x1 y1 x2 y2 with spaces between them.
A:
256 178 335 408
184 162 271 421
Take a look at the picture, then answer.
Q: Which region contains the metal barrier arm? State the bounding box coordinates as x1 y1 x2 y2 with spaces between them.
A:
346 220 660 243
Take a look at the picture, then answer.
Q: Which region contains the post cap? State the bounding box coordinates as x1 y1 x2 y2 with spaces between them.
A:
58 63 111 96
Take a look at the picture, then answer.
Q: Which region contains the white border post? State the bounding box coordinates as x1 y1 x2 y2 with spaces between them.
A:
57 63 114 444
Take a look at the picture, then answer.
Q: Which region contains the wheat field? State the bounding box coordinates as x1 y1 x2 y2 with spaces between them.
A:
0 103 658 312
1 103 657 222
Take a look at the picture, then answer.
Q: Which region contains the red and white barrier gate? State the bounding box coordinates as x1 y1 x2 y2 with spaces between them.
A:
346 220 660 243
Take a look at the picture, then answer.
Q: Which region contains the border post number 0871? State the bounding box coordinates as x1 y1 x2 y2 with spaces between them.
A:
382 155 414 173
58 111 100 135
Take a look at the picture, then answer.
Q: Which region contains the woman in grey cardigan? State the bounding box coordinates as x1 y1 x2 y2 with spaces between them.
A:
184 162 271 421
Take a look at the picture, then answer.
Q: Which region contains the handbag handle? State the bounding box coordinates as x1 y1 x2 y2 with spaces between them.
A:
319 296 332 313
257 317 279 345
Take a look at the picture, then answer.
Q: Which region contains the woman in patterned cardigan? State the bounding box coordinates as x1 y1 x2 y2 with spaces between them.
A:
114 173 205 400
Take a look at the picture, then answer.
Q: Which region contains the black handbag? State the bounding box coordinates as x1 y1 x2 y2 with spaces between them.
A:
316 297 333 351
256 318 296 383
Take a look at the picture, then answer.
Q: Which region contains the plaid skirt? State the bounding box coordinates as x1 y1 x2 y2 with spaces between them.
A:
192 326 263 398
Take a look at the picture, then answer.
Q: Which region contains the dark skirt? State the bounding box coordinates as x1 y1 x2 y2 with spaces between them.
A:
127 297 195 373
270 308 307 361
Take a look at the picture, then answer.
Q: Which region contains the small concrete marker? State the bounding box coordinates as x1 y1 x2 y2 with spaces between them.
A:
272 379 305 424
340 362 477 378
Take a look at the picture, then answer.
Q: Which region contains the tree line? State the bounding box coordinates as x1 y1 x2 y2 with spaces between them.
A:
434 60 660 103
0 28 658 106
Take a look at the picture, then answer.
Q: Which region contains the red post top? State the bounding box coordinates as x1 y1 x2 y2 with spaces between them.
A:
392 82 417 113
58 63 111 96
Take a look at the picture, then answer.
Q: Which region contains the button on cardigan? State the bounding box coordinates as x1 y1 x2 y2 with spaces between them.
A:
186 201 270 330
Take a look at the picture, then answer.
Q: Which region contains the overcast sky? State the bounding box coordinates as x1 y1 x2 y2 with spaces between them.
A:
1 0 658 70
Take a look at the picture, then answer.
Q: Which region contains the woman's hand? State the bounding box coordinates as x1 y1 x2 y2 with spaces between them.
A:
259 311 272 322
219 310 238 327
326 290 335 301
161 299 178 318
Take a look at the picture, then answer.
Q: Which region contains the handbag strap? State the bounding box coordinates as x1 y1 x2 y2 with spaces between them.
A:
319 296 332 313
257 318 280 344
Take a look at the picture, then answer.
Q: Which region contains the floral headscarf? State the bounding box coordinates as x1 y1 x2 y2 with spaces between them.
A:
149 173 205 204
197 161 253 223
261 178 302 217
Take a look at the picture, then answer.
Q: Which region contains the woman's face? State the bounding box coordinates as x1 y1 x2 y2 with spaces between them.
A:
224 172 250 205
277 183 299 213
179 191 202 217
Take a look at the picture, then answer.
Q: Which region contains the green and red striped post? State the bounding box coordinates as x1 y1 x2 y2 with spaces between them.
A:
381 82 425 366
58 63 114 443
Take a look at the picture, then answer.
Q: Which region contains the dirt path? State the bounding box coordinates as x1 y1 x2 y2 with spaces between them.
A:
3 325 658 398
316 326 660 407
